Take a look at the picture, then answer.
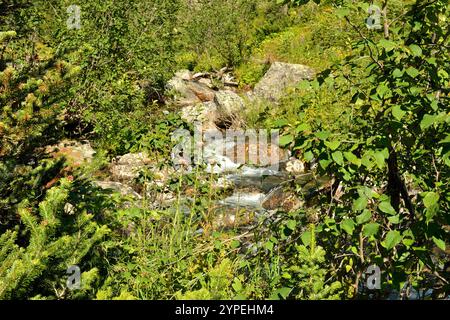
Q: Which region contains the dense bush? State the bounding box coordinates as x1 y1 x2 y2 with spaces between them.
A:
277 0 449 298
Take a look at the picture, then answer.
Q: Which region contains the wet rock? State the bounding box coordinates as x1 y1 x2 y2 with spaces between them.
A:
226 169 290 193
253 61 315 102
44 140 95 167
220 191 266 209
262 186 303 212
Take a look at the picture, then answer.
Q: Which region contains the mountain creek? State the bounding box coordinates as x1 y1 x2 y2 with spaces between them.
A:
43 62 334 230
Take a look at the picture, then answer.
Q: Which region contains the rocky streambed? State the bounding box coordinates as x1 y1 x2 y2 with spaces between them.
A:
43 61 332 228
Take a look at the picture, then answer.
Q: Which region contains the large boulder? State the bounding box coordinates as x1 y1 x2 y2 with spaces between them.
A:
180 90 246 130
253 62 315 102
214 90 245 117
213 90 245 128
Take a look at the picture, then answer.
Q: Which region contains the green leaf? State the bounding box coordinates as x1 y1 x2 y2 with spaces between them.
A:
405 66 420 78
363 223 380 237
439 134 450 144
304 151 314 162
353 196 368 212
379 201 396 215
373 151 386 169
376 83 390 98
344 151 361 166
273 118 289 128
296 123 311 133
265 241 274 251
325 140 341 151
335 8 350 18
341 219 356 235
231 240 241 249
382 230 402 250
423 192 439 208
319 159 331 169
286 219 296 231
402 236 415 247
356 210 372 224
392 68 404 78
232 278 243 291
379 39 396 52
315 131 331 140
332 151 344 166
361 152 374 169
432 237 446 251
392 105 406 121
271 287 292 300
279 134 294 147
420 114 436 130
387 215 400 224
409 44 423 57
301 231 312 246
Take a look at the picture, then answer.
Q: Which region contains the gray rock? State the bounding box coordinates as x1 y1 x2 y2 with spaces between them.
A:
174 69 192 81
94 181 142 199
213 90 245 128
166 70 215 107
180 101 219 130
253 61 315 102
214 90 245 117
44 140 95 167
110 152 153 182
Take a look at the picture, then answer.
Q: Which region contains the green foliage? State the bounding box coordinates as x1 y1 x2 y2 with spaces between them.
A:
2 0 181 152
176 258 236 300
236 2 353 88
0 179 110 299
270 224 342 299
277 0 449 298
178 0 297 72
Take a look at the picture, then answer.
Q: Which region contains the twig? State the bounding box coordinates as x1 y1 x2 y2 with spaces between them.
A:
344 16 384 71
